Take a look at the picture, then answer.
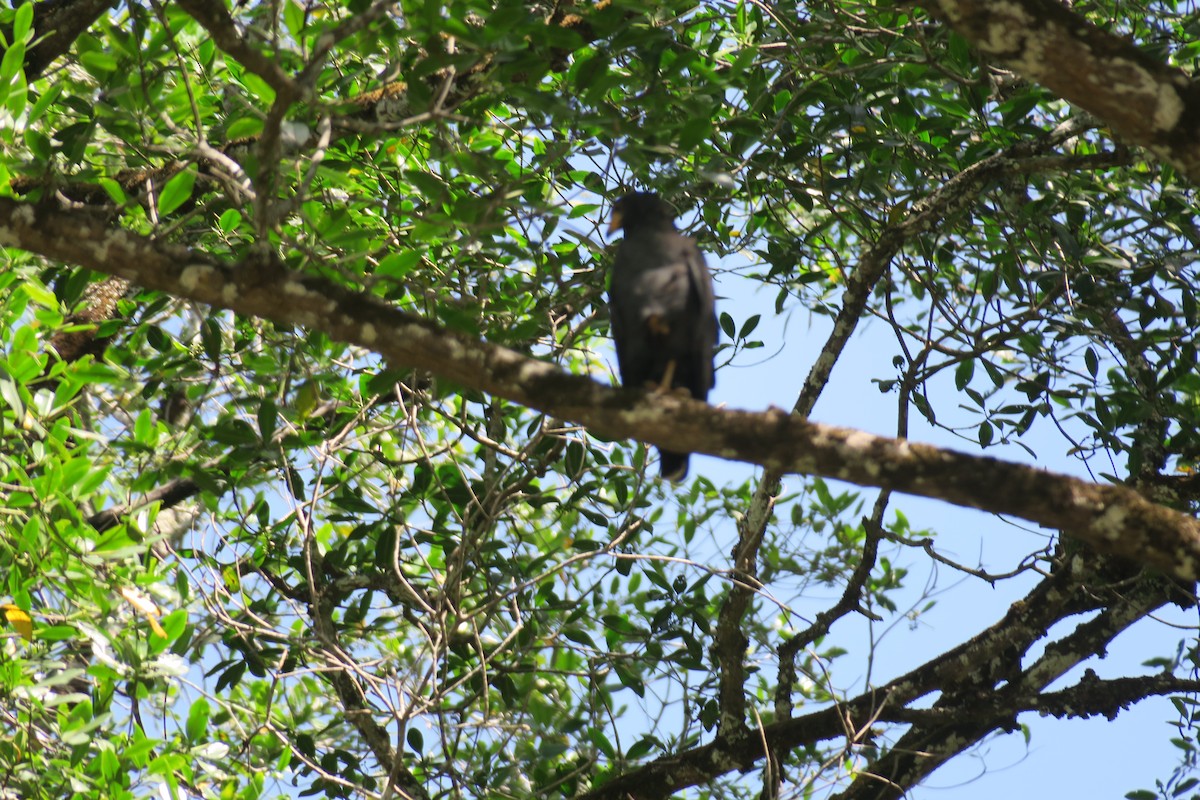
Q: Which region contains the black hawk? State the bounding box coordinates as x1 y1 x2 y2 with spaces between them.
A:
607 192 717 481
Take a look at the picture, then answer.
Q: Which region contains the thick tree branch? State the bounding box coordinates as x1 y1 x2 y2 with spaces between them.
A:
6 0 117 79
582 554 1164 800
175 0 303 102
1035 671 1200 721
839 566 1175 800
88 474 202 533
714 115 1099 731
919 0 1200 181
46 275 128 367
4 197 1200 580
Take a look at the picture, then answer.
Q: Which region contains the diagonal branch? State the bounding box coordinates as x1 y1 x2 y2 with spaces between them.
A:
1035 671 1200 722
4 197 1200 580
581 554 1149 800
715 114 1104 731
920 0 1200 181
174 0 302 103
12 0 117 79
836 567 1177 800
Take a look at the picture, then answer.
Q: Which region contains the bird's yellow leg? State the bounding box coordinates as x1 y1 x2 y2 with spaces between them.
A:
657 359 677 394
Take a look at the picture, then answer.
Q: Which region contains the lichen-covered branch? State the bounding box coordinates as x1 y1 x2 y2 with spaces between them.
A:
718 114 1119 733
582 554 1177 800
174 0 303 102
920 0 1200 180
3 197 1200 581
835 563 1180 800
8 0 117 79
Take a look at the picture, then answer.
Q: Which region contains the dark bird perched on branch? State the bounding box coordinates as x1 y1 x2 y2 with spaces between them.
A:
607 192 718 481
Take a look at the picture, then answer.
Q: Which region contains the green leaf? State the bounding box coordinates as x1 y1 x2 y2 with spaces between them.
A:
612 662 644 697
5 70 25 118
719 311 735 339
133 408 156 446
625 736 658 760
90 177 124 204
977 420 993 447
0 41 24 84
157 166 198 217
258 399 278 441
19 127 49 162
78 49 118 76
561 627 596 648
737 313 761 340
225 116 264 141
12 2 33 43
21 279 57 309
186 697 210 743
218 208 243 232
26 82 61 124
954 359 974 391
377 250 423 281
588 728 615 759
0 374 25 418
283 0 306 38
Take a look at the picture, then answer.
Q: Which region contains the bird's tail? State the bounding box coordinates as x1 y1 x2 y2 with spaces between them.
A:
659 449 690 482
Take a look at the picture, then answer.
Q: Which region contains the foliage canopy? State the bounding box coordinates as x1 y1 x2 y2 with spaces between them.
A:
2 1 1200 799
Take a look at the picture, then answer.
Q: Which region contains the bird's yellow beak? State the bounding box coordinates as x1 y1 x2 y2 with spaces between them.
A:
607 209 623 236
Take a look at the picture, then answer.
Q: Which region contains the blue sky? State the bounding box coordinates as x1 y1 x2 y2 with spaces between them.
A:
680 250 1196 798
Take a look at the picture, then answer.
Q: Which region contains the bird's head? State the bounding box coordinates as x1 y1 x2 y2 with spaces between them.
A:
607 192 677 236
